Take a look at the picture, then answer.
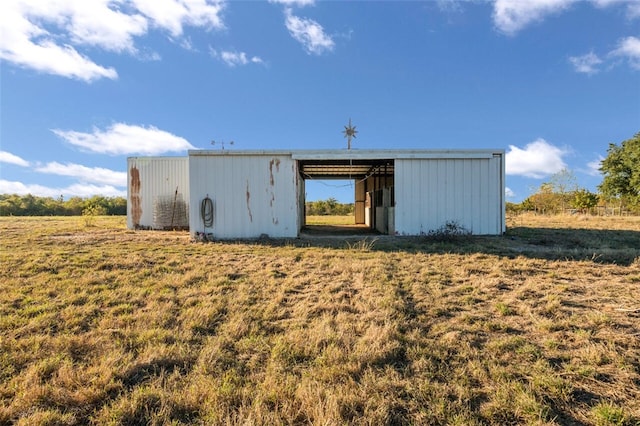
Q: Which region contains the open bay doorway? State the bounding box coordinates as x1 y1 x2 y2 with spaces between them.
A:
295 155 395 235
303 179 372 235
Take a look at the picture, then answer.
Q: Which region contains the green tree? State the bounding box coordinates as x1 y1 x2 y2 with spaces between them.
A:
305 198 354 216
0 195 22 215
520 197 535 212
66 197 85 215
325 197 338 214
599 132 640 208
106 197 127 215
550 168 578 212
572 189 598 213
528 182 559 214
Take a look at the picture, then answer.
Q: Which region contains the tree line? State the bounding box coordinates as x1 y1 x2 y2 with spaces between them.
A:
306 198 354 216
509 132 639 215
1 193 356 217
0 194 127 216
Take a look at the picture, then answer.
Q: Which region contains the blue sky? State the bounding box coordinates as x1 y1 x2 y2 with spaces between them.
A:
1 0 639 203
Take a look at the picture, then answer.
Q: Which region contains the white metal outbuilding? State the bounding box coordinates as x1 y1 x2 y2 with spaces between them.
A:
127 157 189 230
127 149 505 238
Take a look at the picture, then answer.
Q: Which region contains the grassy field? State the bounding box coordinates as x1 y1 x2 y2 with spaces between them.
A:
0 214 639 425
306 215 355 226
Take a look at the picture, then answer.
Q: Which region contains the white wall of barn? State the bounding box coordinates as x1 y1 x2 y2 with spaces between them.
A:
188 154 300 239
394 155 505 235
127 157 190 229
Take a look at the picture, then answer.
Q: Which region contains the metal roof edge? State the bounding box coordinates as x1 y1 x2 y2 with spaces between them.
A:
188 149 297 157
188 149 504 159
128 156 189 160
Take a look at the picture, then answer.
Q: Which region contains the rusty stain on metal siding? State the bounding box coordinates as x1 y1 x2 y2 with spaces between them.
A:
269 158 281 186
130 166 142 227
246 180 253 222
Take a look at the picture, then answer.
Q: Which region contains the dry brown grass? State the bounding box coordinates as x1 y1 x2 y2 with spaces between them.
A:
305 215 355 226
0 214 639 425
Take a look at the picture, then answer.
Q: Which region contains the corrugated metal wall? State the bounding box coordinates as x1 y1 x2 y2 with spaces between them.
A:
394 156 504 235
189 154 299 239
127 157 190 229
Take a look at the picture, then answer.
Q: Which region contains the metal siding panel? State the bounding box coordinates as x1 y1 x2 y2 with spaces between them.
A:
420 160 428 232
477 160 486 234
457 160 465 230
189 154 297 239
394 157 502 236
500 153 506 233
435 160 443 228
456 160 465 230
407 159 418 234
394 160 404 233
127 157 189 229
405 159 415 233
440 160 449 227
415 160 424 233
478 160 491 234
490 155 501 234
431 160 439 229
462 159 473 232
472 160 482 233
490 158 498 233
482 160 494 234
395 160 409 234
410 159 422 233
471 159 481 233
188 156 206 234
472 160 480 234
417 160 425 232
447 160 456 224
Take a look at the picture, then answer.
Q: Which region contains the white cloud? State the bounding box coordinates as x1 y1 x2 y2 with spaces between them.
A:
505 138 568 178
0 0 225 82
284 8 334 55
436 0 469 14
269 0 315 6
492 0 577 35
52 123 195 156
0 0 139 81
0 29 118 82
131 0 225 37
586 155 604 176
628 3 640 18
492 0 640 35
35 162 127 186
611 36 640 70
569 52 603 74
592 0 640 18
571 36 640 74
0 151 30 167
210 48 264 67
505 187 515 198
0 179 125 198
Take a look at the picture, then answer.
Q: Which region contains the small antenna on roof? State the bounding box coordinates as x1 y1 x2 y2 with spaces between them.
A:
211 139 234 151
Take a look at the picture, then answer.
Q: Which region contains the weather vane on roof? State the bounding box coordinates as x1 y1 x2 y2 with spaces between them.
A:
211 139 234 151
343 118 358 150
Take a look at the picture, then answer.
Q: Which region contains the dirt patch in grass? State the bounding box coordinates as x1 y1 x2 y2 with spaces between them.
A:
0 215 639 425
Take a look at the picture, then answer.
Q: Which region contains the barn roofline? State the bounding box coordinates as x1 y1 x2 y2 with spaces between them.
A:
188 149 504 159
